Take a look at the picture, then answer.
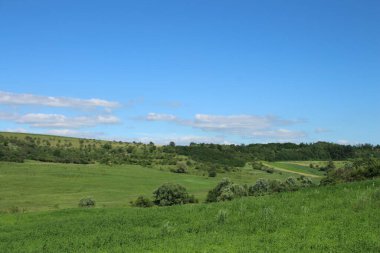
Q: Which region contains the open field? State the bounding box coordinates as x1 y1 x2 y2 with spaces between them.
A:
293 160 348 169
1 179 379 252
0 161 295 212
265 161 325 178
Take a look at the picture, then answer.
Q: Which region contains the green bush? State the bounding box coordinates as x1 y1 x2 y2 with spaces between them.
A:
78 197 96 208
206 178 247 202
284 177 299 191
248 178 270 196
130 196 154 208
251 161 274 173
297 176 314 187
171 162 188 173
268 179 286 193
153 183 197 206
208 169 217 177
321 158 380 185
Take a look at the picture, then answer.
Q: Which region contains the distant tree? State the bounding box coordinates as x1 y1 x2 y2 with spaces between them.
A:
327 160 336 170
248 179 270 196
153 183 197 206
208 169 217 177
78 197 95 208
130 196 154 208
206 178 247 202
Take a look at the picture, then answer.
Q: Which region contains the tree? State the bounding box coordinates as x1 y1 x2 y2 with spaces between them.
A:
206 178 247 202
153 183 197 206
327 160 336 170
78 197 95 208
248 178 270 196
130 196 154 208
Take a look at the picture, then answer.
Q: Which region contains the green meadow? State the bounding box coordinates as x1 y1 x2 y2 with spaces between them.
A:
0 133 379 252
0 161 294 212
1 179 379 252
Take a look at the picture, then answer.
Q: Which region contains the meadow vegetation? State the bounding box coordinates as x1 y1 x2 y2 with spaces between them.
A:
1 132 380 252
0 179 379 252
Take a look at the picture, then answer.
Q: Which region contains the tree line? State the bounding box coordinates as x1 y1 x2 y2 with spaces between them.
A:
1 134 379 168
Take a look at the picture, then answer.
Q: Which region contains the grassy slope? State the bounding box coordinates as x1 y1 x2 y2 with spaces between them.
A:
0 179 379 252
0 131 120 148
0 161 291 212
265 161 325 178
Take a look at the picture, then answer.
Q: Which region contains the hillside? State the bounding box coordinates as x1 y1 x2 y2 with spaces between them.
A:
1 179 379 252
0 161 302 212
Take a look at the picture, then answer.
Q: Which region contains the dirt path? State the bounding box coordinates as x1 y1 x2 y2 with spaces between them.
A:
262 162 322 178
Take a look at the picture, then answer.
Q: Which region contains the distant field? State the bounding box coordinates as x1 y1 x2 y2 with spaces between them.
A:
265 161 326 178
1 179 379 252
0 161 293 212
293 160 347 169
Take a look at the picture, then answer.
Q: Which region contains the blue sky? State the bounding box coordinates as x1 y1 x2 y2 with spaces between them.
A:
0 0 379 145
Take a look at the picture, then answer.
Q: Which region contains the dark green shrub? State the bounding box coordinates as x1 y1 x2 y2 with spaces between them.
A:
321 158 380 185
208 169 217 177
248 178 270 196
206 178 247 202
171 162 188 173
153 183 197 206
251 161 274 173
268 179 286 193
284 177 299 191
130 196 154 208
252 161 263 170
297 176 314 187
78 197 96 208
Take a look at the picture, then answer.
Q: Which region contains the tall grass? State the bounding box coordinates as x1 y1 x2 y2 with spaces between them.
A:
0 179 379 252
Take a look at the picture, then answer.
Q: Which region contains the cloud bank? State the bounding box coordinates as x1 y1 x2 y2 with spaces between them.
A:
144 113 306 140
0 90 120 109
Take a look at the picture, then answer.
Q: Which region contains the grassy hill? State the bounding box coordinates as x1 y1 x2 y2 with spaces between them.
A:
1 179 379 252
1 132 379 252
0 161 296 212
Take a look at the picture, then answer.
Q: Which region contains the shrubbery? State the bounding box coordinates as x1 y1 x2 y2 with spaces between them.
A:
208 176 315 203
206 178 247 202
78 197 96 208
320 158 380 185
251 161 274 173
130 196 154 208
153 183 198 206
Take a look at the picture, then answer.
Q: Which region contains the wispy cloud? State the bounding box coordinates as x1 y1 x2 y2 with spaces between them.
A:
45 129 104 138
15 113 120 129
315 128 331 133
143 113 306 140
123 134 228 145
0 90 120 109
146 113 177 121
3 127 28 133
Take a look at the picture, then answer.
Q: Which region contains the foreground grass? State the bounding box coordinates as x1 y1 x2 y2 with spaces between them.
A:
0 161 289 212
1 179 379 252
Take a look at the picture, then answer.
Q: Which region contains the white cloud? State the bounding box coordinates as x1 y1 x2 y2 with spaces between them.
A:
315 128 331 133
0 90 120 109
146 113 177 121
336 139 353 145
45 129 104 138
143 113 306 140
0 112 18 120
3 127 28 133
125 134 227 145
16 113 120 129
